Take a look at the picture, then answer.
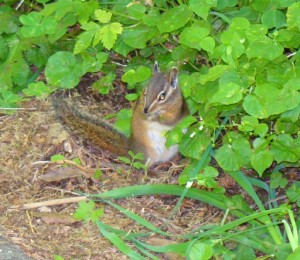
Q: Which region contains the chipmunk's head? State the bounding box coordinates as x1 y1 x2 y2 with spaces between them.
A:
143 62 183 122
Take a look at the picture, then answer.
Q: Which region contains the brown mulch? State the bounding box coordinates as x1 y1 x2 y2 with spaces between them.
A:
0 79 227 260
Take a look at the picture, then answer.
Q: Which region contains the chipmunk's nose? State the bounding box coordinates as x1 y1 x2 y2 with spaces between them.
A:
144 107 148 114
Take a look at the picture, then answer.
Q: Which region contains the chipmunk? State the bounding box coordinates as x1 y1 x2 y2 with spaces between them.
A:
53 63 188 167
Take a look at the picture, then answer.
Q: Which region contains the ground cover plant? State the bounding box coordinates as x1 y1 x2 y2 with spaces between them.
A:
1 0 300 259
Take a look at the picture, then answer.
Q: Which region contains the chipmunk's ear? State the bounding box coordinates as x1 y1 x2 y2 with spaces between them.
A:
169 67 178 89
153 61 160 73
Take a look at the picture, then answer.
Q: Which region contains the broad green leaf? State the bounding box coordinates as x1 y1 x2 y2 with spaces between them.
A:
45 51 83 88
74 31 94 54
286 182 300 207
254 123 268 137
188 242 213 260
261 10 286 29
0 6 19 34
215 138 252 171
114 109 132 137
199 65 231 85
113 37 135 57
217 0 237 10
179 127 211 159
157 5 193 33
122 25 157 49
20 12 57 37
210 82 242 105
199 36 215 53
121 66 151 85
287 2 300 30
251 150 273 176
246 36 283 60
238 116 258 132
171 46 197 62
127 3 146 20
189 0 217 19
94 9 112 23
94 22 123 50
243 83 300 119
11 55 30 86
180 26 210 50
270 134 300 163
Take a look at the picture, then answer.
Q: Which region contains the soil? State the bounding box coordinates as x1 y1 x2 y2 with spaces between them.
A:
0 76 234 260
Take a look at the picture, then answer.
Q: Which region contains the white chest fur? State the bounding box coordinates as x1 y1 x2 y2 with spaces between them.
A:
147 121 178 164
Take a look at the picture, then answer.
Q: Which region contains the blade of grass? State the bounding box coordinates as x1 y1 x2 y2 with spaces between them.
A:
91 184 228 211
228 171 283 245
95 220 146 259
102 199 172 237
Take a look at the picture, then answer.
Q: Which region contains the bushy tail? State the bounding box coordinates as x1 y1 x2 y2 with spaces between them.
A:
52 97 129 156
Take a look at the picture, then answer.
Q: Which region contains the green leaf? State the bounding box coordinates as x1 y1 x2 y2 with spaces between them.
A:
217 0 237 10
114 109 132 137
261 10 286 29
92 73 116 94
210 82 242 105
23 82 53 98
121 66 151 86
74 201 103 222
157 5 193 33
286 182 300 207
270 172 288 189
238 116 258 132
287 2 300 30
50 154 65 162
215 138 252 171
74 31 94 54
199 65 231 85
94 22 123 50
254 123 268 137
189 0 217 19
251 150 273 176
127 3 146 20
179 26 210 50
188 242 213 260
270 134 300 163
246 36 283 60
179 127 211 160
20 12 57 37
94 9 112 23
199 36 215 53
122 25 157 49
125 93 139 102
118 156 131 165
243 83 300 119
45 51 83 89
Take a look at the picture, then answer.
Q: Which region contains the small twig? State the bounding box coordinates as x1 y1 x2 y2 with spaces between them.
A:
15 0 24 10
11 196 88 210
0 107 37 111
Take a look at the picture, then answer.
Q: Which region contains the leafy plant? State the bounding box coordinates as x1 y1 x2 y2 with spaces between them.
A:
118 150 147 171
73 200 104 223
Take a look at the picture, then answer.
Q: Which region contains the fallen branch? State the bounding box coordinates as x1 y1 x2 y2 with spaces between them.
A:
11 196 88 210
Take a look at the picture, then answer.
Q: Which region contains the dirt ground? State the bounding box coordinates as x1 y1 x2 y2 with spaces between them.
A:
0 79 232 260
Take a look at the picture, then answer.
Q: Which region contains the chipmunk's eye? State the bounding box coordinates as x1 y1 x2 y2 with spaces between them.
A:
158 92 166 101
